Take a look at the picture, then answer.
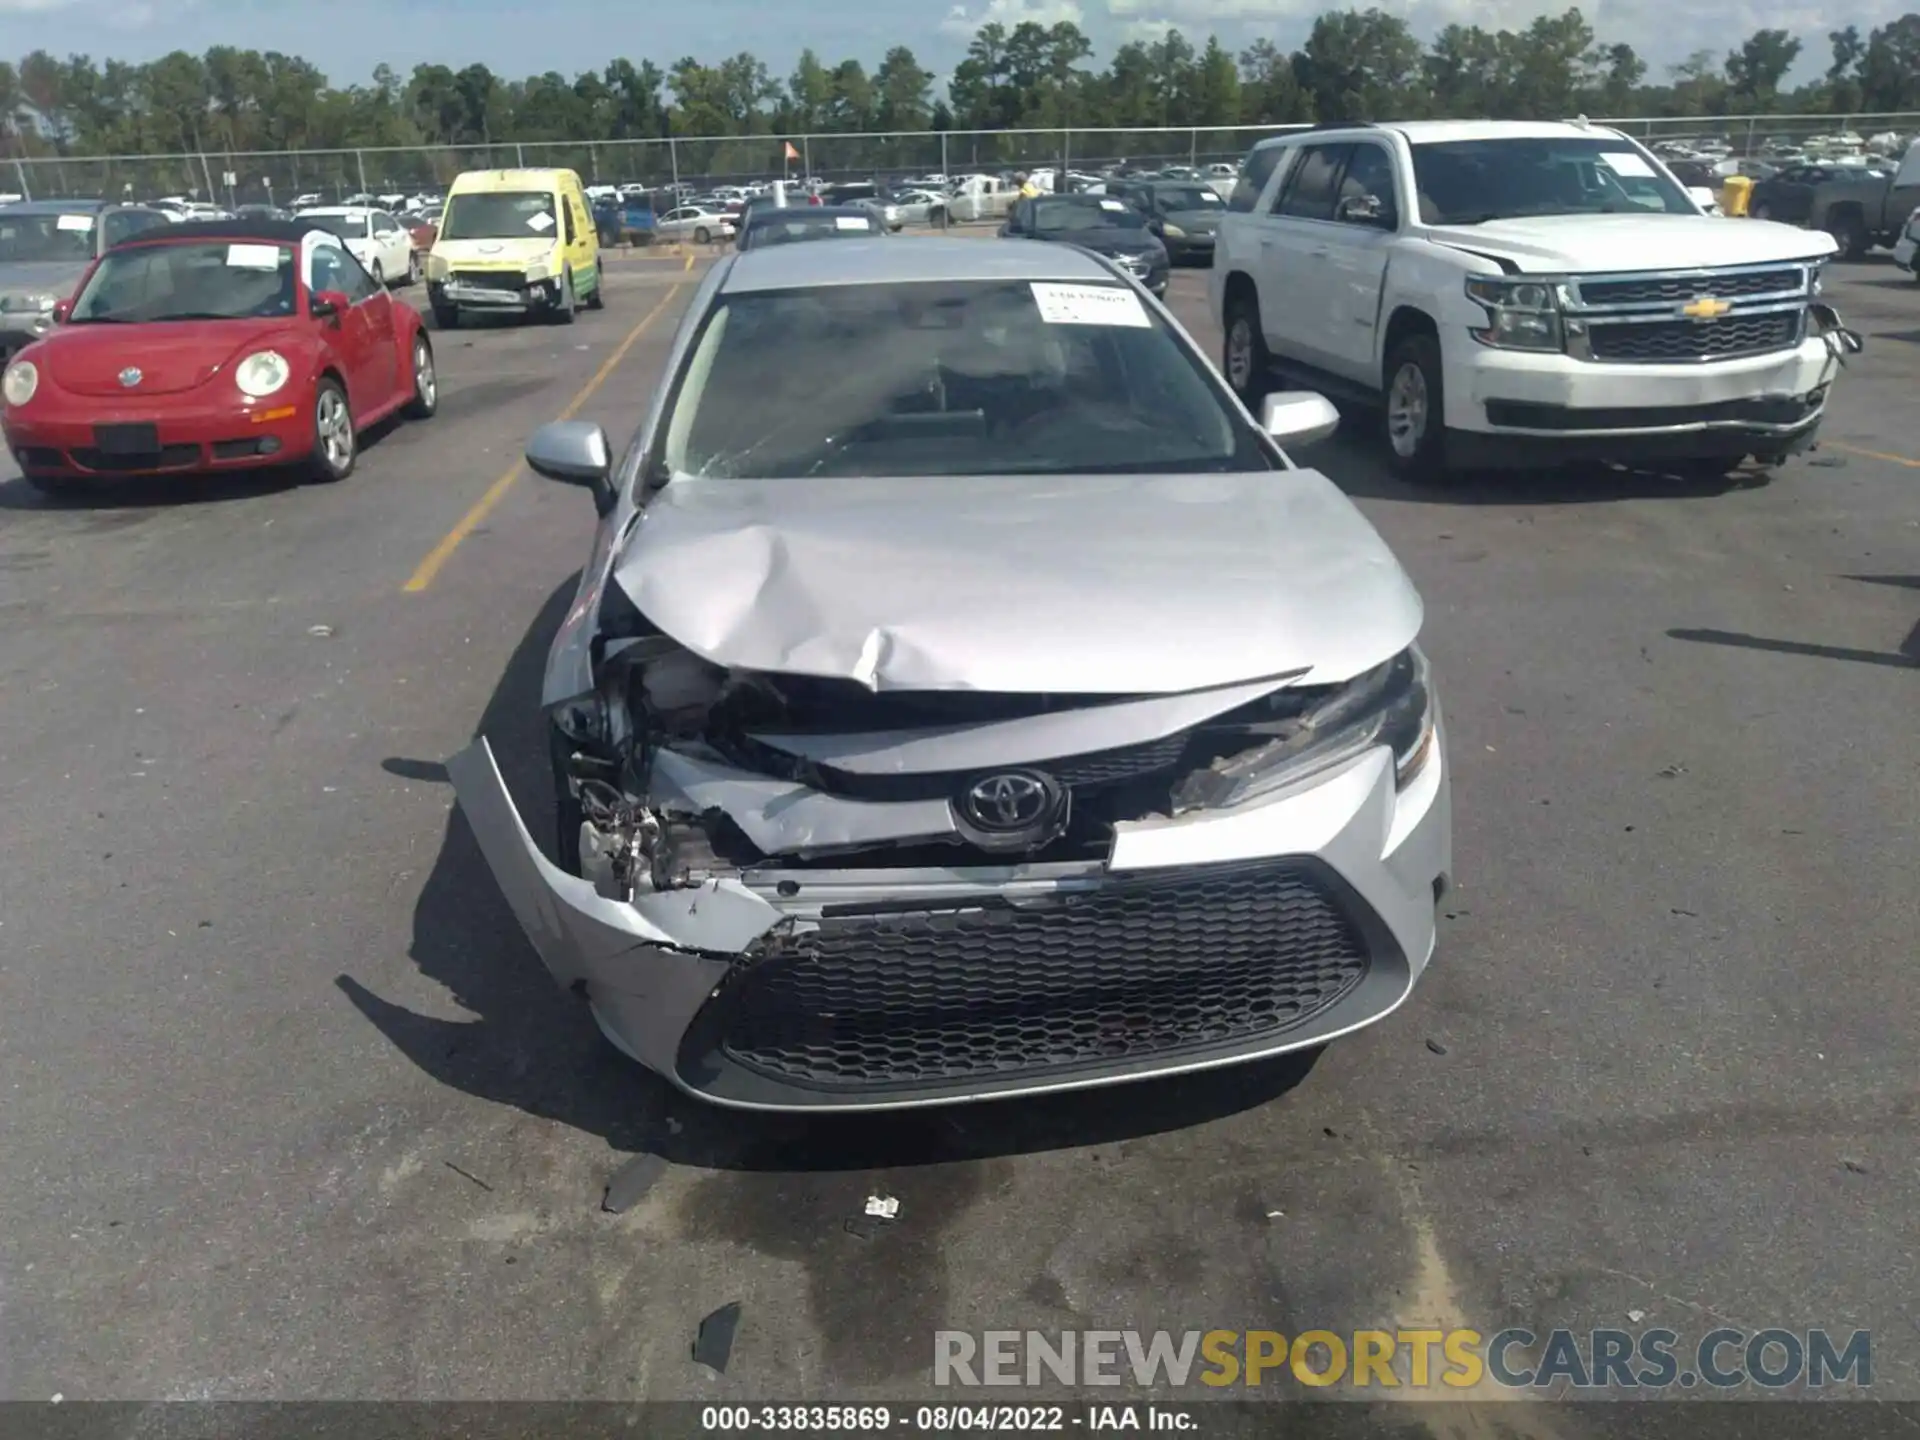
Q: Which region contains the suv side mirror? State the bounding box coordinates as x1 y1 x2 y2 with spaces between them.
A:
526 420 616 516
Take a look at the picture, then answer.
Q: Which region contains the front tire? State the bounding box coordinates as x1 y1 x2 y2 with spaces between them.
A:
306 378 356 483
694 225 711 245
585 263 605 310
1824 212 1869 260
548 270 577 326
1222 291 1273 409
404 252 420 286
370 260 385 288
403 334 438 419
1382 334 1451 484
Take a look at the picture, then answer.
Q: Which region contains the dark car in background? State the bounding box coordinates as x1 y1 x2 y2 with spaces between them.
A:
737 204 887 251
0 200 171 359
1000 193 1169 297
1105 178 1227 265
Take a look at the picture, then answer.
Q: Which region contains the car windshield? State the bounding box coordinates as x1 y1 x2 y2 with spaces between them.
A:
0 212 99 262
438 191 557 241
69 240 298 322
1154 186 1223 211
660 279 1265 480
746 215 878 247
1410 137 1695 223
1032 196 1147 233
304 213 368 239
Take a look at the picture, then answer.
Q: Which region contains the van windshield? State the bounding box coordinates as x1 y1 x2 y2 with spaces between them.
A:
439 190 559 241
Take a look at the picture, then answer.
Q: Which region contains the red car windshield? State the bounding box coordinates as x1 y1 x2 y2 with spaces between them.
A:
70 240 299 323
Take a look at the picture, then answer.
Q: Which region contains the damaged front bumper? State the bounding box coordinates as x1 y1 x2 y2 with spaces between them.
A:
448 712 1452 1112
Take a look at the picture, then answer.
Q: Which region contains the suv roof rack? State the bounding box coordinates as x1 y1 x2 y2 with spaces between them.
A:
1253 121 1377 145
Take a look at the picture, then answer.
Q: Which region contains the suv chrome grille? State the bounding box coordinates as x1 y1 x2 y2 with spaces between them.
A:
1564 261 1813 365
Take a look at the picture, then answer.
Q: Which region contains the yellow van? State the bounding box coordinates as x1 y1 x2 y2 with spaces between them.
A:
425 168 602 327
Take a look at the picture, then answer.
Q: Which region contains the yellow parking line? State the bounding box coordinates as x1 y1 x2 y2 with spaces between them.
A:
402 283 683 593
1826 440 1920 470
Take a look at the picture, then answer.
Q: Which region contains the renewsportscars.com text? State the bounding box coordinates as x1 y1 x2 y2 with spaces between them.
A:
933 1328 1872 1391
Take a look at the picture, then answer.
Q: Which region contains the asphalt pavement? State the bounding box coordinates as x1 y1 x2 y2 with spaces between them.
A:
1 242 1915 1427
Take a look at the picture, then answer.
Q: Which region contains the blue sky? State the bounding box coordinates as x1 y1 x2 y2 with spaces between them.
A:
0 0 1893 91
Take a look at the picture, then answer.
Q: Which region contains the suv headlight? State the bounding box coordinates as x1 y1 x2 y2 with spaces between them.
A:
1466 276 1564 351
1172 647 1437 813
1 293 59 315
2 358 39 407
234 350 291 398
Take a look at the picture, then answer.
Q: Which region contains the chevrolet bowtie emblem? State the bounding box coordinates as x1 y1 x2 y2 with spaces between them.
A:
1681 297 1731 319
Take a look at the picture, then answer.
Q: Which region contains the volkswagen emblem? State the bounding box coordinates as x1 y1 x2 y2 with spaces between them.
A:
960 771 1056 833
118 367 142 387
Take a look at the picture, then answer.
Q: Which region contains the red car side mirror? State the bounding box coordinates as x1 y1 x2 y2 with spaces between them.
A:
52 299 72 323
310 289 351 320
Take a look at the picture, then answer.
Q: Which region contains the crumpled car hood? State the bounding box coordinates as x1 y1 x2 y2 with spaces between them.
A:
611 470 1422 694
1422 213 1836 273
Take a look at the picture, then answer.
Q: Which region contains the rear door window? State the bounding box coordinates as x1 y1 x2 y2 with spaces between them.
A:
1229 144 1290 212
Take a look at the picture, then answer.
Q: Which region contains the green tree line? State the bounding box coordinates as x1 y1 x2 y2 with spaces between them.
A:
1 8 1916 187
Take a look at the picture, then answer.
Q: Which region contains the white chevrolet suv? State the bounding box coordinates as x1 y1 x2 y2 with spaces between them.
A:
1211 120 1856 482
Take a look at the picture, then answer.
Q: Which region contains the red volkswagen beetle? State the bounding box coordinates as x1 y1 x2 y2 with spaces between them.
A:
1 218 437 496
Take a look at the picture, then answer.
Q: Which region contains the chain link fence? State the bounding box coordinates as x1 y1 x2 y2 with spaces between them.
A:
10 113 1919 204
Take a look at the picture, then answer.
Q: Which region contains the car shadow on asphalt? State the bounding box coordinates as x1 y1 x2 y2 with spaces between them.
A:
1296 435 1776 505
341 577 1323 1175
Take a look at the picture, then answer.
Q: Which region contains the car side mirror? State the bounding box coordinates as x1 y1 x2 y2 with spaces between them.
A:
526 420 616 517
1259 391 1340 448
1336 193 1387 224
310 289 350 320
52 299 73 323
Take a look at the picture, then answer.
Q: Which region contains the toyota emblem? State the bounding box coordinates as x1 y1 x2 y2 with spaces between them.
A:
960 771 1056 832
118 367 143 387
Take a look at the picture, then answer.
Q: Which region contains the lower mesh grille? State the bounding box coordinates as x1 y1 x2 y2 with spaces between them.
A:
705 858 1372 1092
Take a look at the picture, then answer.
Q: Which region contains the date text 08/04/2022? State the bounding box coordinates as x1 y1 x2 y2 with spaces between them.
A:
699 1405 1188 1432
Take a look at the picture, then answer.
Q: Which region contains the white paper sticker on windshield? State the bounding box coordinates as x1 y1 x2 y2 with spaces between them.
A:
834 215 870 230
1031 282 1151 328
1099 198 1126 211
227 243 283 270
1199 191 1223 202
1597 150 1656 179
526 211 555 231
57 213 97 231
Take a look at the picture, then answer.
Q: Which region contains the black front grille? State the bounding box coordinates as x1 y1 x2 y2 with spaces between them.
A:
70 444 201 472
1578 268 1804 306
703 858 1371 1092
451 270 526 291
1049 732 1190 788
1588 310 1801 363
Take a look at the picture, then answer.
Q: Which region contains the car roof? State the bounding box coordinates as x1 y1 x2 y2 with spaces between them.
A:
1 199 111 214
107 217 325 248
302 206 371 217
1249 120 1628 150
721 236 1115 292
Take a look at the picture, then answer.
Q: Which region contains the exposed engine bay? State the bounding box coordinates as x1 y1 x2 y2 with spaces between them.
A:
547 585 1432 904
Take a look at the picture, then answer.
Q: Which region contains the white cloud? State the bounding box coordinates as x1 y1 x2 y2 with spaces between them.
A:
940 0 1087 40
0 0 86 11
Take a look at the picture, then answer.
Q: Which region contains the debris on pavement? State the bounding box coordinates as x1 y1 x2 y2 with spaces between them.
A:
1627 1310 1646 1323
693 1301 743 1374
602 1153 669 1214
864 1194 900 1219
307 624 334 638
1841 1158 1869 1175
1657 764 1688 778
1425 1038 1449 1056
444 1161 493 1193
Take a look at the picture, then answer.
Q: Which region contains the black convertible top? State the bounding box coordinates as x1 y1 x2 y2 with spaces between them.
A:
108 217 324 250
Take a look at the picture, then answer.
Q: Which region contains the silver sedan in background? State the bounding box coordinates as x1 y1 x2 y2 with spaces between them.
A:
451 238 1452 1112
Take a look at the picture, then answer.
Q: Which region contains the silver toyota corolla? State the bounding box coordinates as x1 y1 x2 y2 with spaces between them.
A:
451 237 1452 1112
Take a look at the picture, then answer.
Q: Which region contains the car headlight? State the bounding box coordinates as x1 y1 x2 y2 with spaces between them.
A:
426 255 451 281
1465 276 1564 351
1 292 59 315
234 350 291 399
2 359 39 407
1162 222 1186 238
525 262 551 283
1171 646 1437 813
